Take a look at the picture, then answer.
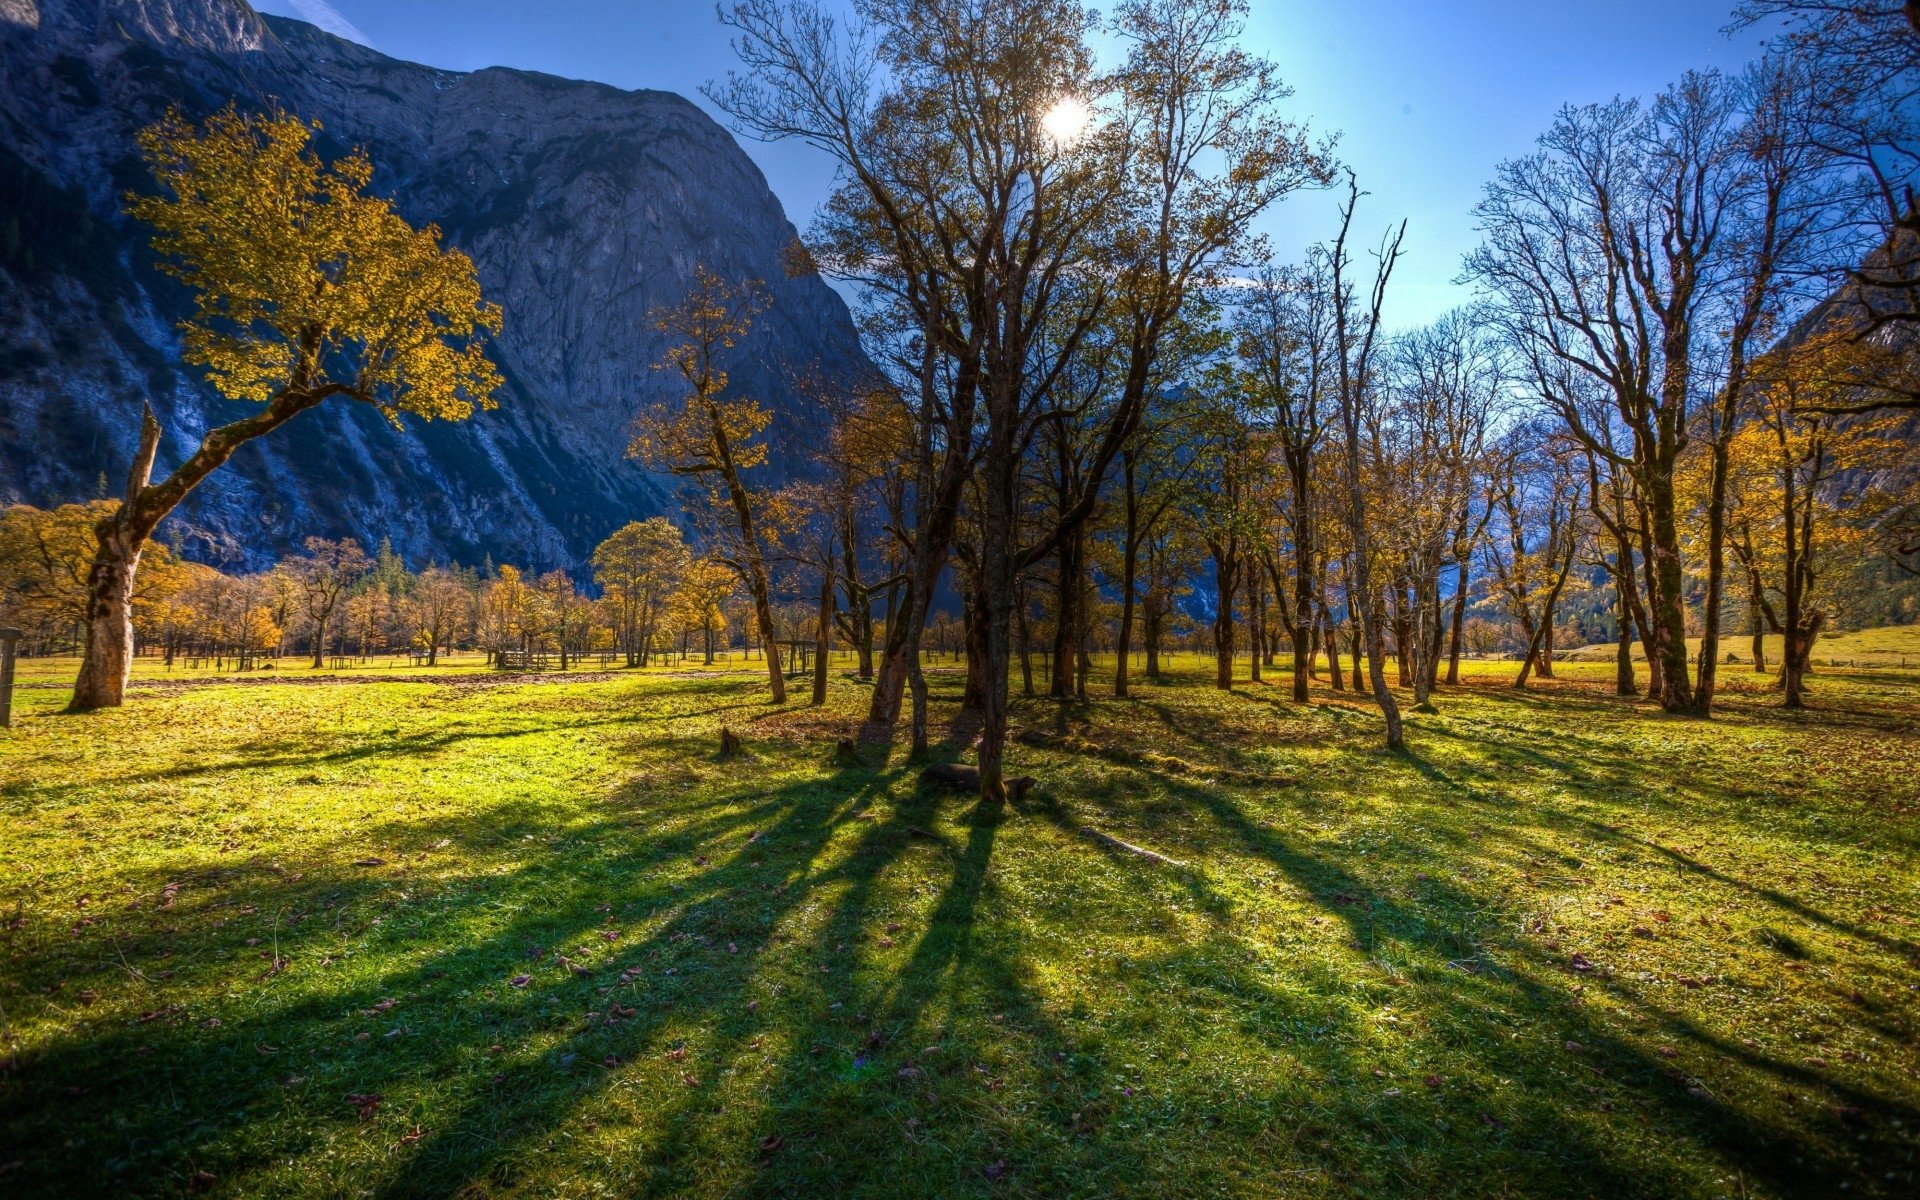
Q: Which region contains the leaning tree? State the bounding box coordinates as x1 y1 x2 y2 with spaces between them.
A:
68 107 501 712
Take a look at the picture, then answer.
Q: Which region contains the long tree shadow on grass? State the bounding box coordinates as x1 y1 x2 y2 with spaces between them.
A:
0 744 903 1197
1019 725 1910 1198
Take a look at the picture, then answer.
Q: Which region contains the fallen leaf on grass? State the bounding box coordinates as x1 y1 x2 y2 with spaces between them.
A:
1569 953 1595 972
186 1170 217 1193
345 1093 383 1119
401 1125 424 1145
351 858 385 868
509 975 532 988
760 1134 785 1154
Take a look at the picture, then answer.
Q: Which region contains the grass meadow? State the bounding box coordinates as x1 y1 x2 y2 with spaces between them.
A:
1 651 1916 1198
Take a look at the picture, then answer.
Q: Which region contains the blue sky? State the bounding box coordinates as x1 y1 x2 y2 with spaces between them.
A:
252 0 1770 329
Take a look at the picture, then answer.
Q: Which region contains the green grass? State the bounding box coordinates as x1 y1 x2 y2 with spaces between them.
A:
1 654 1916 1198
1563 621 1920 666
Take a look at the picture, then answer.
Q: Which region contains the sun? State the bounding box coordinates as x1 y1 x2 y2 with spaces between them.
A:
1041 95 1091 146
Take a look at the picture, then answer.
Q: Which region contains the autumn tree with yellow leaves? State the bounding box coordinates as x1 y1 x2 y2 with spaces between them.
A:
66 106 502 712
631 267 789 702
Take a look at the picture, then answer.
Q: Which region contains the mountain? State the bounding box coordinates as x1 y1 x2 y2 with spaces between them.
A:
0 0 866 570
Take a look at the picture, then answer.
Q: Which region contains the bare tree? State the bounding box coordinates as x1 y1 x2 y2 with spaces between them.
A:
285 537 370 669
1326 174 1408 749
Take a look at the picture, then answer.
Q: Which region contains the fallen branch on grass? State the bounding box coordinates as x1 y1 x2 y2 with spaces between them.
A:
1080 826 1187 868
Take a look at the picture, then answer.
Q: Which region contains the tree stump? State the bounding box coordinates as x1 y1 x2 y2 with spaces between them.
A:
718 728 744 759
831 738 860 767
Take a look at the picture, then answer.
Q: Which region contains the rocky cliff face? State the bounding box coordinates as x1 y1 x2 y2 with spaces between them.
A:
0 0 865 569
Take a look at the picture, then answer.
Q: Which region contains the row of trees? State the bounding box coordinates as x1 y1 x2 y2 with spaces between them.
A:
32 0 1920 809
637 0 1920 796
0 512 756 669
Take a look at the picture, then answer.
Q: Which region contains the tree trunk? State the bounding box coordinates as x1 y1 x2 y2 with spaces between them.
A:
1646 469 1694 711
1049 534 1079 699
908 647 931 757
69 526 142 712
1018 594 1035 697
1115 551 1137 700
1212 548 1237 691
1616 581 1638 697
963 580 990 711
749 581 786 703
1322 610 1344 690
976 421 1020 804
1248 574 1264 685
1444 558 1468 686
1144 607 1162 679
811 555 834 706
1347 594 1365 693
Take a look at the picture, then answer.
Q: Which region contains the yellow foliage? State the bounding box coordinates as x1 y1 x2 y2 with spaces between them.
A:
128 106 502 422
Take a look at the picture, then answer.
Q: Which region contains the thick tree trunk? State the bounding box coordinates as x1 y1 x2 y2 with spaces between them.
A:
963 580 990 711
70 407 164 712
1646 472 1694 711
976 427 1020 804
69 527 142 712
1144 608 1162 679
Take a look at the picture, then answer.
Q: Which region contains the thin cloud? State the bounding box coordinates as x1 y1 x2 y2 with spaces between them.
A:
273 0 374 49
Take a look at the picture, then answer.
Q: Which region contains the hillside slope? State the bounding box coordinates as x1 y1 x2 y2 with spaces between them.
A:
0 0 866 569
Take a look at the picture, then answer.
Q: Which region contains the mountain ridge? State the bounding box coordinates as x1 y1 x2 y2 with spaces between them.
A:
0 0 864 570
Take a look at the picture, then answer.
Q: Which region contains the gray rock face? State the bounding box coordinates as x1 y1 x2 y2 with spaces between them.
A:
0 0 863 569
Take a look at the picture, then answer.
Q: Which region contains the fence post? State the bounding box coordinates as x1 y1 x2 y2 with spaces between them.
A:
0 627 20 729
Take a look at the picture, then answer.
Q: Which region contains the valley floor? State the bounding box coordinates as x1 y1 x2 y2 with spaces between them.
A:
0 655 1916 1198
